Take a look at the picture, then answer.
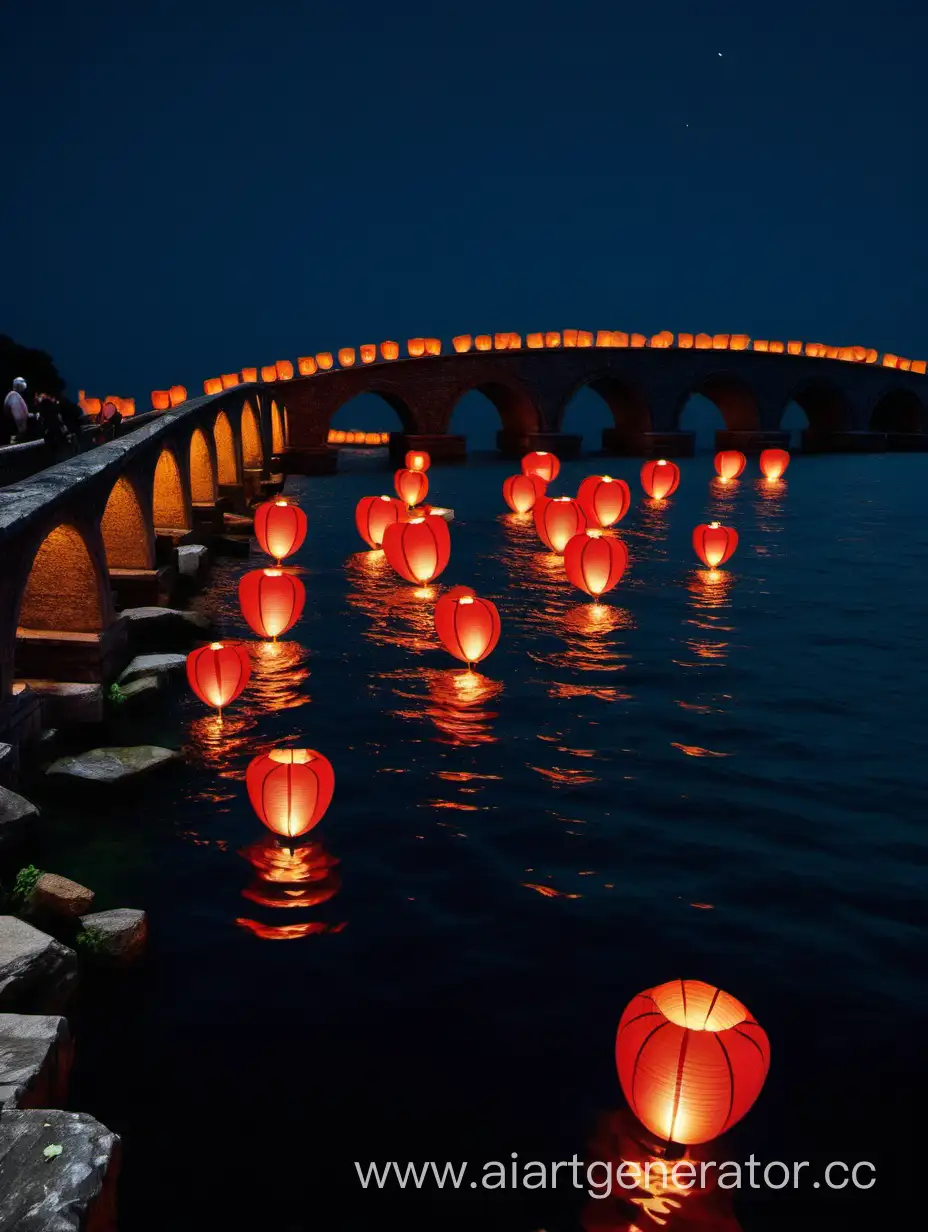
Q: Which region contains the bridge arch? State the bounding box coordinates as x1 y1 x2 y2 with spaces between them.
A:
17 524 107 634
678 372 761 432
153 447 190 531
241 400 264 469
189 427 217 503
101 475 154 569
270 400 285 454
557 373 651 436
445 377 541 438
213 410 239 484
869 388 925 434
786 381 853 434
329 388 417 434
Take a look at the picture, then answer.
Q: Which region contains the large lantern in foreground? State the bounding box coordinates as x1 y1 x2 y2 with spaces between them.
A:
640 458 680 500
578 475 631 527
355 495 406 548
522 451 560 484
254 499 307 564
534 496 587 552
502 472 546 513
759 448 790 480
563 531 628 598
238 569 305 639
714 450 747 481
246 748 335 842
434 590 501 666
186 642 251 712
692 522 739 568
394 468 429 507
616 979 770 1146
382 514 451 584
405 450 430 472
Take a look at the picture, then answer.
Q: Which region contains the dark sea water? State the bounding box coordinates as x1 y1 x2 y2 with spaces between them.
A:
49 450 926 1232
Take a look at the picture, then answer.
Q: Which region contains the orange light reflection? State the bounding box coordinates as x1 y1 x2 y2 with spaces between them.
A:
345 549 438 652
249 639 310 711
236 834 344 939
186 711 258 778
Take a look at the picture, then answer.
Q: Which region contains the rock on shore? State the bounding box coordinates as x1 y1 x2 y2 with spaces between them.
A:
45 746 179 786
78 909 148 967
0 786 38 860
0 918 77 1014
0 1014 73 1111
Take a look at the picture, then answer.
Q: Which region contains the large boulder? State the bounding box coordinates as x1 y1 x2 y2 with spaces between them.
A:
117 652 186 686
78 909 148 967
120 606 216 652
0 1107 120 1232
45 746 179 787
0 1014 72 1111
30 875 94 921
0 786 38 861
0 918 77 1014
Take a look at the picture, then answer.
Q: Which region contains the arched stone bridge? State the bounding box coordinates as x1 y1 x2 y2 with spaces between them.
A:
270 345 928 469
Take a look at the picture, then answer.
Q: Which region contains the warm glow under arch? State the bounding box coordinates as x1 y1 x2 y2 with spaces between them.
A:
241 402 263 469
101 476 153 569
213 411 238 485
271 401 285 454
189 428 217 503
18 524 104 632
153 448 188 529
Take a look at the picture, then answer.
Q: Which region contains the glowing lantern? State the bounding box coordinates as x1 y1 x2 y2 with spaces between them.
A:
806 342 824 357
261 365 278 382
275 361 293 381
678 333 694 348
768 341 784 354
693 522 738 568
381 341 399 361
502 472 546 513
824 346 839 359
408 338 426 358
509 333 522 349
695 333 712 350
494 332 511 350
405 450 430 472
380 432 390 443
753 340 769 353
382 514 451 584
355 495 406 548
851 346 868 362
221 374 239 389
616 979 770 1146
899 357 912 371
712 334 730 349
630 333 646 348
316 352 334 370
545 331 561 348
730 334 750 350
563 329 578 347
595 331 613 347
203 378 223 395
788 340 802 355
360 344 377 364
453 335 473 353
238 569 305 639
254 499 308 564
577 330 593 347
913 360 927 374
246 749 334 842
640 458 680 500
713 450 747 481
534 496 587 553
425 338 441 356
298 356 318 376
527 333 544 349
241 367 258 383
122 399 136 418
364 432 380 445
577 475 630 527
475 334 492 351
865 349 878 364
650 331 673 348
759 448 790 481
395 468 429 507
521 451 560 483
434 590 501 666
612 331 629 347
169 385 187 406
563 530 628 598
338 348 356 367
151 390 171 410
82 396 102 417
186 642 251 712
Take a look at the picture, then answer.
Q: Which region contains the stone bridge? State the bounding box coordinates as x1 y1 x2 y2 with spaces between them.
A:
271 344 928 468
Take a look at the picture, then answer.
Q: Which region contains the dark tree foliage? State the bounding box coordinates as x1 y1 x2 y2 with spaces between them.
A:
0 334 66 398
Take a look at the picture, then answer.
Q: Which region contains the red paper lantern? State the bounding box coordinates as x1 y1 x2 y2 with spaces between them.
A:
355 495 406 549
640 458 680 500
186 642 251 711
521 451 560 483
238 569 305 639
395 468 429 508
534 496 587 553
502 473 547 513
692 522 739 568
434 590 501 666
382 514 451 584
759 448 790 480
563 531 628 597
577 475 631 527
246 748 335 841
616 979 770 1146
405 450 430 472
254 499 307 564
714 450 747 481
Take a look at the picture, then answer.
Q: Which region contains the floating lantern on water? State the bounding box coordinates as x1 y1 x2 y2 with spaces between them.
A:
502 472 547 513
405 450 430 472
254 499 307 564
238 569 305 640
521 451 560 483
759 448 790 480
640 458 680 500
186 642 251 712
395 467 429 508
577 475 630 527
534 496 587 553
246 748 335 842
692 522 739 568
355 495 406 548
713 450 747 482
382 514 451 584
563 530 628 599
616 979 770 1146
434 589 501 667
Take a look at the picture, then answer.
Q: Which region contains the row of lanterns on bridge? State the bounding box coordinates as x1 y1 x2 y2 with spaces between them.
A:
181 453 778 1153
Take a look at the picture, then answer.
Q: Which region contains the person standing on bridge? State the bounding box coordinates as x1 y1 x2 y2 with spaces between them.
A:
2 377 31 443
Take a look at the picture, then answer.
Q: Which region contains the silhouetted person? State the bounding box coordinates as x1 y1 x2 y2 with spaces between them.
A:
35 393 69 451
2 376 30 442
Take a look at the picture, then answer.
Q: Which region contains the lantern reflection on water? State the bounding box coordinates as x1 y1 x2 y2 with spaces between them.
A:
502 472 547 514
577 475 630 527
249 639 310 711
345 548 437 651
254 499 307 564
684 568 735 665
640 458 680 500
237 835 344 940
246 748 335 842
692 522 738 569
238 569 305 640
355 494 406 549
421 668 503 746
434 590 501 666
186 642 251 713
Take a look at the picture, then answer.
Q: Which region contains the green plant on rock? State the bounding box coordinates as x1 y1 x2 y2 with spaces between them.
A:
76 926 106 955
10 864 42 909
107 683 126 706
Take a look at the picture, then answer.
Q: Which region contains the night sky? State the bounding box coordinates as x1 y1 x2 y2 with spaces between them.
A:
2 0 924 403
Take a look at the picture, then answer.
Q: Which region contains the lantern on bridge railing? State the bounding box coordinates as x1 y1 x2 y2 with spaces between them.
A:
382 514 451 585
693 522 739 568
759 449 790 481
338 348 356 368
713 334 730 350
186 642 251 713
360 344 377 364
577 475 630 527
695 333 713 350
640 458 680 500
395 467 429 508
563 330 578 347
408 338 426 358
246 748 335 842
503 472 546 514
563 530 628 598
768 341 785 354
788 340 803 355
169 385 187 406
355 495 406 548
241 367 258 383
238 569 306 640
316 352 334 370
577 330 593 348
434 589 501 667
380 341 399 361
425 338 441 356
254 499 308 564
275 360 294 380
453 335 473 353
650 331 673 349
545 331 561 348
527 332 544 349
713 450 746 481
298 356 318 376
261 365 278 382
534 496 587 553
221 374 240 388
521 451 560 484
203 378 223 395
152 390 171 410
753 340 769 352
678 333 694 348
730 334 750 350
475 334 492 351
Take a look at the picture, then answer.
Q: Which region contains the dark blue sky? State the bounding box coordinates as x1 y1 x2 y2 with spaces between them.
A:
2 0 923 403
